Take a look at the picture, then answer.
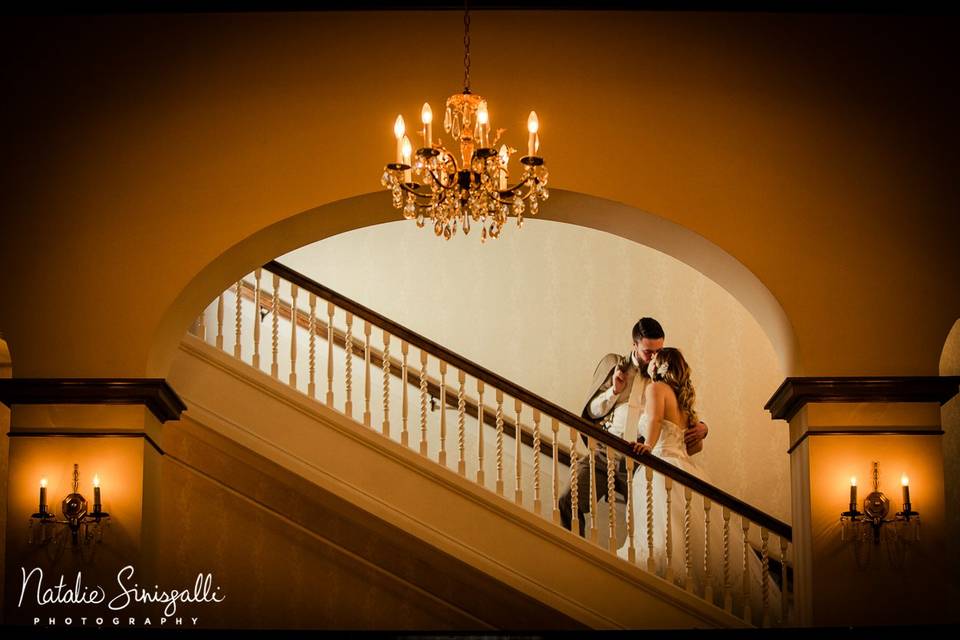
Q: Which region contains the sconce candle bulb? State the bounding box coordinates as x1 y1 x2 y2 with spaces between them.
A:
93 474 101 513
849 476 857 512
901 473 911 511
39 478 48 516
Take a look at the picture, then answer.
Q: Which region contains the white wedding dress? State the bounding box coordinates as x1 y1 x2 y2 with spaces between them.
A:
617 414 782 625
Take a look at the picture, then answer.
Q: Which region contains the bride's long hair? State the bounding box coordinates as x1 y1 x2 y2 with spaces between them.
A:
650 347 699 429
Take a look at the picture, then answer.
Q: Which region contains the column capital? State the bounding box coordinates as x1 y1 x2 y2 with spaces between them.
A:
765 376 960 422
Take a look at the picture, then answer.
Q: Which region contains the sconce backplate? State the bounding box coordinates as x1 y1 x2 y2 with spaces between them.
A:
61 493 88 520
863 491 889 520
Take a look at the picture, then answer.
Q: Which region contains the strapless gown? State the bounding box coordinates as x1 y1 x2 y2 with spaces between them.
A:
616 415 782 625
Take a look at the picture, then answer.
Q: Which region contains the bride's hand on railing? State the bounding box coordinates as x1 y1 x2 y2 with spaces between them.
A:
632 441 652 456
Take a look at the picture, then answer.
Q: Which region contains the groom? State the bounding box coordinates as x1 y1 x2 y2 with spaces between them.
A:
558 317 709 537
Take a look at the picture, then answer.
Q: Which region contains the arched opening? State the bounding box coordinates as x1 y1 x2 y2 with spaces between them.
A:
149 189 797 379
151 189 798 521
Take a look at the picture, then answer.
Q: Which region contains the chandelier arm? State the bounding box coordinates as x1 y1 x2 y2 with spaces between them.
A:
485 176 539 203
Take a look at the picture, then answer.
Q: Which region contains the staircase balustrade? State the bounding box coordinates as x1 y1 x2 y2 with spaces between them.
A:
189 260 794 627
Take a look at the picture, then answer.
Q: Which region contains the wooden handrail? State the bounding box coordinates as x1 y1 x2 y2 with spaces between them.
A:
264 260 792 541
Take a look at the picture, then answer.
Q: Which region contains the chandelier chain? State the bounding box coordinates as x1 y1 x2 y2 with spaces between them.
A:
463 0 471 92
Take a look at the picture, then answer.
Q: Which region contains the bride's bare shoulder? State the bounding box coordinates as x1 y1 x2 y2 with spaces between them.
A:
648 380 674 395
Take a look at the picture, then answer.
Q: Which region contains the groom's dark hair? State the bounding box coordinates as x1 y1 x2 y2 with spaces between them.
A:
632 317 665 342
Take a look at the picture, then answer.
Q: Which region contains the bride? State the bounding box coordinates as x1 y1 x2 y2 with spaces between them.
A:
616 347 781 625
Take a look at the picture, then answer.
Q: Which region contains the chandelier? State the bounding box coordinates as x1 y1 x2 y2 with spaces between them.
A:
380 4 549 242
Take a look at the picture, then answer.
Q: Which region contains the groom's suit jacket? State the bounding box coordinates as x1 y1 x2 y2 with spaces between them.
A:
579 352 646 444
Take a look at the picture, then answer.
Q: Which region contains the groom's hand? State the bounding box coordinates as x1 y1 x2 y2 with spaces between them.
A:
611 366 626 394
684 421 708 455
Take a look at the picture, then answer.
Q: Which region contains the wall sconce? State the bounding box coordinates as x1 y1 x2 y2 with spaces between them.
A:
29 463 110 555
841 461 919 548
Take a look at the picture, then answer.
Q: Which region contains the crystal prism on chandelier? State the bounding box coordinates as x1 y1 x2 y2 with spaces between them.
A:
380 5 548 242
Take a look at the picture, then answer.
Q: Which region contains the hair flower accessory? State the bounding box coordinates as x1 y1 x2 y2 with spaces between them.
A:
656 361 669 377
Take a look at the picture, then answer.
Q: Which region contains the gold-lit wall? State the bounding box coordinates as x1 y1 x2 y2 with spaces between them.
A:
1 8 958 629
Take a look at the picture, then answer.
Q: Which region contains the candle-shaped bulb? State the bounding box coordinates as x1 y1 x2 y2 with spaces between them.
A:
421 103 433 147
394 115 406 164
401 135 412 183
498 144 509 190
850 476 856 487
849 476 857 512
535 133 540 154
477 102 489 147
39 477 48 515
901 473 911 511
527 111 539 157
93 474 102 513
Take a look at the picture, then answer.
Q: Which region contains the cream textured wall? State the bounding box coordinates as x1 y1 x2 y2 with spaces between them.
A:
280 219 790 523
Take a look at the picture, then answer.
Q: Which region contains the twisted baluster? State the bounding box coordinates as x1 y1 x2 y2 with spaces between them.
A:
344 311 353 418
289 283 298 388
532 409 542 516
363 321 371 426
382 332 390 437
704 498 714 605
606 445 616 550
625 458 636 563
419 350 428 456
645 466 655 573
495 390 504 496
439 361 448 467
742 517 752 623
253 269 261 369
722 507 733 612
457 370 466 476
665 476 674 582
400 341 409 447
779 536 789 625
514 398 523 505
326 302 335 407
476 380 485 486
308 293 316 398
216 292 224 350
587 437 598 543
234 280 243 359
569 427 580 533
761 527 770 627
551 418 559 525
684 485 694 592
271 274 280 378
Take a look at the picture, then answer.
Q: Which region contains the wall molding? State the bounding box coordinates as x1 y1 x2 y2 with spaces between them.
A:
0 378 187 423
7 429 165 455
765 376 960 422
